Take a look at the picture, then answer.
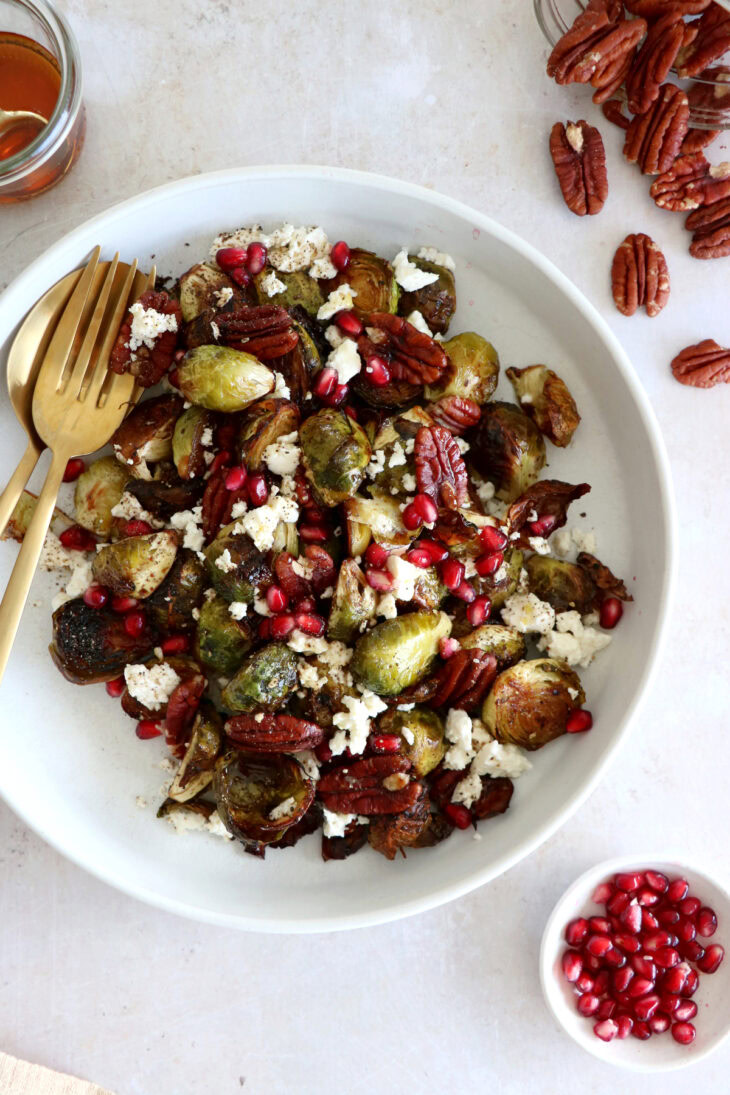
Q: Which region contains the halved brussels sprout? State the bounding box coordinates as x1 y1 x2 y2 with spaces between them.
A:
425 332 499 405
350 374 421 410
300 408 371 507
327 558 377 642
344 495 417 549
328 249 399 316
2 488 72 544
146 548 206 631
194 595 254 675
506 364 580 448
92 531 178 599
178 262 241 322
412 566 448 610
50 599 156 684
398 256 456 335
123 476 203 522
351 610 451 696
525 555 597 615
214 751 314 846
371 405 434 452
378 706 446 777
168 702 224 802
111 394 183 475
176 345 274 412
237 398 300 472
469 401 546 502
204 523 272 603
481 657 586 750
460 623 527 670
221 642 299 713
253 268 325 315
172 405 216 480
73 455 129 537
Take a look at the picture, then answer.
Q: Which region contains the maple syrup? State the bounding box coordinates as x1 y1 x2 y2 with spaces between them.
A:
0 31 60 159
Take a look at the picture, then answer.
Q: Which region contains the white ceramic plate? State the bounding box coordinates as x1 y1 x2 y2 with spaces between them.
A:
0 166 675 932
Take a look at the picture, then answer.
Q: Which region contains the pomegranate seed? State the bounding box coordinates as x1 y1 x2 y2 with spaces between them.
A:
59 524 96 552
663 963 690 993
593 1019 618 1042
671 1021 696 1045
562 949 584 982
270 614 296 639
105 676 125 698
654 946 680 969
585 934 612 958
615 872 644 893
592 881 614 904
443 802 471 830
439 637 460 659
659 994 681 1015
364 542 389 568
364 356 391 386
631 955 656 979
676 917 697 944
633 994 660 1021
641 910 660 932
619 901 642 934
632 1021 651 1040
577 993 600 1017
111 595 137 613
674 1000 697 1022
412 493 438 523
678 896 701 918
231 266 251 286
697 907 718 938
406 547 433 569
440 558 465 591
657 908 681 926
604 948 626 969
679 939 705 962
607 891 631 916
247 474 268 507
294 597 316 613
589 916 611 934
616 1015 634 1039
314 740 332 764
596 999 616 1020
637 887 660 907
245 241 267 276
697 943 724 974
613 933 641 954
266 585 288 613
209 450 232 475
365 568 393 592
160 635 188 655
225 466 247 491
529 514 557 536
417 539 449 564
474 551 504 577
370 734 401 754
575 972 595 993
330 240 351 272
649 1013 671 1034
467 595 491 628
599 596 623 629
294 612 326 636
123 611 146 637
681 969 699 997
216 246 248 271
645 870 669 894
593 970 610 995
124 519 153 537
583 954 602 973
453 580 476 603
257 618 272 640
136 720 162 740
613 966 634 993
628 977 656 999
402 503 423 531
82 585 107 609
566 709 593 733
314 366 338 399
334 310 362 337
479 525 508 552
667 878 689 904
300 525 329 543
62 457 85 482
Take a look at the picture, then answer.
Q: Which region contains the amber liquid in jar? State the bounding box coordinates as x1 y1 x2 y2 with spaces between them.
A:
0 31 59 159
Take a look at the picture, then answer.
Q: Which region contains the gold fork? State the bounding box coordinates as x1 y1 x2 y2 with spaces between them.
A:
0 247 154 684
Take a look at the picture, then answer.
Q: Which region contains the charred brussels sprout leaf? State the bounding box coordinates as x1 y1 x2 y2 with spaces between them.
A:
111 394 183 474
525 555 597 615
146 548 206 631
178 262 241 323
194 595 254 675
176 345 274 412
460 623 527 670
378 706 446 777
253 269 325 316
351 610 452 696
426 332 499 405
329 249 399 316
300 408 372 507
506 364 580 448
73 455 129 537
398 257 456 335
92 531 178 599
469 401 546 502
204 524 272 603
50 599 156 684
172 405 216 480
168 703 224 802
221 642 299 713
237 398 300 472
481 657 585 751
327 558 377 643
214 751 315 847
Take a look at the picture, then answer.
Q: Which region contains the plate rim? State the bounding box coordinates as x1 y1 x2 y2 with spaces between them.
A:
0 164 678 932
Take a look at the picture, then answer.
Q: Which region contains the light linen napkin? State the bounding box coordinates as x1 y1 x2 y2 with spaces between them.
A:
0 1052 115 1095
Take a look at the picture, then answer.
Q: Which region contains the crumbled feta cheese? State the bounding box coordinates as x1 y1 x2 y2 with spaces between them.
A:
366 449 386 479
230 500 248 519
388 442 406 468
538 610 612 668
260 270 287 297
269 795 298 821
386 553 423 602
406 310 433 335
402 472 417 492
191 606 201 621
51 558 95 610
456 437 470 454
215 548 236 573
452 736 531 808
317 283 357 321
295 749 320 783
164 807 233 839
552 528 573 557
572 528 597 554
521 393 533 404
291 557 315 580
273 371 291 400
263 431 300 477
401 726 416 745
213 286 233 309
326 336 362 384
330 690 388 756
476 480 496 506
110 491 162 527
200 427 214 449
253 592 271 617
324 325 345 350
397 703 416 713
528 536 551 555
127 301 178 352
298 661 327 690
501 592 556 635
211 223 334 278
210 320 220 341
417 246 456 272
135 796 147 809
392 250 439 291
39 531 82 571
322 808 356 839
321 586 334 599
228 601 248 620
124 662 181 711
204 587 216 602
169 505 205 554
376 593 398 619
443 708 474 771
234 488 299 552
287 631 328 655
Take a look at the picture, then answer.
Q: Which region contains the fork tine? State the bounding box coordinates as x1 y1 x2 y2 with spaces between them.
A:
84 259 138 408
35 245 101 392
62 253 120 401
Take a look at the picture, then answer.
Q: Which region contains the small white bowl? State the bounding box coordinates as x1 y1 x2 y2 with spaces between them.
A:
540 856 730 1072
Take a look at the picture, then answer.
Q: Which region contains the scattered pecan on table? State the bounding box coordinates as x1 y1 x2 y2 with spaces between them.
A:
686 195 730 258
650 152 730 211
611 233 670 317
670 339 730 387
549 120 608 216
623 83 690 175
625 10 686 116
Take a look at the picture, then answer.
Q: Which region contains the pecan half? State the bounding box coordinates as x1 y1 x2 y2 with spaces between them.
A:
681 127 720 155
507 480 591 545
428 649 498 712
547 5 646 104
676 4 730 78
626 11 686 115
577 552 633 604
687 194 730 256
368 791 432 860
201 466 248 541
472 776 514 822
273 550 313 603
429 767 464 810
165 674 206 757
670 339 730 387
317 756 422 815
625 0 710 16
226 713 324 752
549 121 608 216
358 313 449 386
601 98 630 130
216 304 299 360
650 152 730 211
109 290 182 388
414 425 469 510
624 83 690 175
611 233 670 318
429 395 482 434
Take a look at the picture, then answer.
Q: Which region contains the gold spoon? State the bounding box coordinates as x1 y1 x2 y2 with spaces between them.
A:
0 106 47 134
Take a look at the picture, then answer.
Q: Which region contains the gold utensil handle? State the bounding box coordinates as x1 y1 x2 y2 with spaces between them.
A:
0 449 68 686
0 439 43 539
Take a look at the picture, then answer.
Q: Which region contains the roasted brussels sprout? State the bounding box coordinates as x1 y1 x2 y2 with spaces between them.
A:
412 565 447 610
481 657 586 750
327 558 377 642
50 598 156 684
237 398 300 472
92 531 178 599
194 595 254 675
506 364 580 448
168 702 224 802
146 548 206 631
398 256 456 335
469 401 546 502
221 642 299 713
123 476 203 522
350 373 421 410
253 269 325 315
343 494 417 550
460 623 527 670
368 791 432 859
351 610 452 696
525 555 597 615
73 455 129 537
172 405 216 480
425 332 499 405
111 394 183 475
178 262 240 322
328 248 399 316
378 706 446 777
176 345 274 412
2 488 71 544
204 524 271 603
300 408 371 507
214 752 314 846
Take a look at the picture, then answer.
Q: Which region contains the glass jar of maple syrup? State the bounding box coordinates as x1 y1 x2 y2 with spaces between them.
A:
0 0 84 203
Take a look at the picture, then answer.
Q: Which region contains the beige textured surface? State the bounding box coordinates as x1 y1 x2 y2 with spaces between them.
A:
0 1053 114 1095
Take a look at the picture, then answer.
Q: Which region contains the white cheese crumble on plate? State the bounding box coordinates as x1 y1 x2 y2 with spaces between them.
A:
416 246 456 272
124 662 181 711
392 250 440 291
317 282 357 322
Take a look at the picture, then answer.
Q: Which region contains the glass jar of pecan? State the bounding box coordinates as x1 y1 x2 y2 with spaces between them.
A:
0 0 85 203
